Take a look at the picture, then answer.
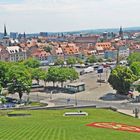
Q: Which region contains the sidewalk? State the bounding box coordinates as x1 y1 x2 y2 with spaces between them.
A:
40 100 55 107
117 109 138 118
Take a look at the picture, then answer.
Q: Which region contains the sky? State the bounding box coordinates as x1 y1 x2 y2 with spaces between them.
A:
0 0 140 33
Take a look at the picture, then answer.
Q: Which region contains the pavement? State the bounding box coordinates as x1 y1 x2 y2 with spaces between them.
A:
117 109 137 118
40 100 55 107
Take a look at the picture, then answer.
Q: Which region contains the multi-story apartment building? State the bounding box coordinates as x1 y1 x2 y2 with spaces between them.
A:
0 46 27 62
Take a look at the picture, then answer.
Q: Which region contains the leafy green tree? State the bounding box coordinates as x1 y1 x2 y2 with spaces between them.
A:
106 58 113 62
46 67 79 87
31 68 47 85
8 65 32 100
128 52 140 65
57 68 69 87
130 62 140 76
0 62 10 88
137 85 140 93
68 68 79 82
0 97 6 104
98 58 103 63
76 58 83 64
87 55 97 63
43 46 52 53
58 67 79 87
23 58 40 68
0 85 2 94
108 66 137 95
54 58 64 66
66 57 77 67
46 67 59 87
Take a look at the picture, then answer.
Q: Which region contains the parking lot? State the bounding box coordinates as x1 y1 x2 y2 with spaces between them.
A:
30 66 115 102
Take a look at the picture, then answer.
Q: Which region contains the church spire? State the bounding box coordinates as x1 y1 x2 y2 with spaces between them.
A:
119 26 123 40
4 24 7 37
23 32 26 39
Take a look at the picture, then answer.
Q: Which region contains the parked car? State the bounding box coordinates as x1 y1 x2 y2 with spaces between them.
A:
80 67 94 75
49 63 55 66
97 79 106 83
75 64 86 68
31 83 44 88
93 64 99 70
102 63 110 68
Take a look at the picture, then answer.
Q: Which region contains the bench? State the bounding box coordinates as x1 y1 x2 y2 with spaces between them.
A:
64 112 88 116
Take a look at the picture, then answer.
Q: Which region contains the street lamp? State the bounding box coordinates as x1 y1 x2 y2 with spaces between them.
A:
116 47 119 65
50 90 53 100
75 93 77 106
97 66 103 86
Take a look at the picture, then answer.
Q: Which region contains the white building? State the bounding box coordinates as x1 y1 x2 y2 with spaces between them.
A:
0 46 27 62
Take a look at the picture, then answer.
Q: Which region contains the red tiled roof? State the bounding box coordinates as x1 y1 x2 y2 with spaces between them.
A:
32 49 50 57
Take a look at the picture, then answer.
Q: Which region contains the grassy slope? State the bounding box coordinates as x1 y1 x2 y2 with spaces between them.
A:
0 109 140 140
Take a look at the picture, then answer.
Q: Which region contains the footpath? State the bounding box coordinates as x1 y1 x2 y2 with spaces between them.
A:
117 109 135 118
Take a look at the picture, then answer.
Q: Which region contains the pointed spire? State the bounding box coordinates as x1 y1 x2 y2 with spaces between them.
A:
119 26 123 34
4 24 7 37
119 26 123 40
23 32 26 38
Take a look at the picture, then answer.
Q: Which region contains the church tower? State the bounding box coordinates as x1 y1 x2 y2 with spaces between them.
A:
2 24 10 46
119 26 123 40
4 24 7 37
23 32 26 39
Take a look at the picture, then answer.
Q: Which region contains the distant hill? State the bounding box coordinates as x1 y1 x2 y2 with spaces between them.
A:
26 27 140 37
61 27 140 35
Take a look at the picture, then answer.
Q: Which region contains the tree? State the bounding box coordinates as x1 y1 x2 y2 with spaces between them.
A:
0 84 2 94
46 67 79 87
0 96 6 104
137 85 140 93
43 46 52 53
87 55 97 63
23 58 40 68
127 52 140 65
31 68 47 85
58 67 79 87
54 58 64 66
76 58 83 64
130 62 140 76
8 65 32 100
106 58 113 62
98 58 103 63
0 62 10 88
67 68 79 82
108 66 137 95
57 68 69 87
66 57 77 67
46 67 59 87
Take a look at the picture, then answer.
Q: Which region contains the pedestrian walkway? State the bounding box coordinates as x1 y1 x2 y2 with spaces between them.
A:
40 100 55 107
117 109 138 118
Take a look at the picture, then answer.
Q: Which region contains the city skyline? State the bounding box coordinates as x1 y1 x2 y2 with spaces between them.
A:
0 0 140 33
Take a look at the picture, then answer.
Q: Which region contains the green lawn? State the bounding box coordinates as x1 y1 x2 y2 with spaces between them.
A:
0 108 140 140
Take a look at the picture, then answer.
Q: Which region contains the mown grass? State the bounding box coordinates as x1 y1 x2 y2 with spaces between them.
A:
29 102 46 107
0 108 140 140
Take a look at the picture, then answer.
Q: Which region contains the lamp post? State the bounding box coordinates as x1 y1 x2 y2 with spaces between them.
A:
97 66 103 86
116 47 119 65
75 93 77 106
105 68 108 83
133 108 139 118
50 90 53 100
